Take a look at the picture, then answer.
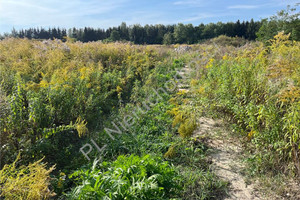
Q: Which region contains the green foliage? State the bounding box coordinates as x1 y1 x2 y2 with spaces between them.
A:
6 19 262 44
67 154 181 199
0 38 227 199
257 5 300 42
174 23 195 44
163 32 174 45
110 30 121 41
165 138 228 199
91 99 176 161
0 39 170 170
191 32 300 175
210 35 248 47
180 169 228 200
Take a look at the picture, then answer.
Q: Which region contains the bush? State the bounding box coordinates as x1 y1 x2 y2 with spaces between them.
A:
210 35 247 47
67 154 182 199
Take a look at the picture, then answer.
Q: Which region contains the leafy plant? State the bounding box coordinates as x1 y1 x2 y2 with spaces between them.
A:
67 154 182 199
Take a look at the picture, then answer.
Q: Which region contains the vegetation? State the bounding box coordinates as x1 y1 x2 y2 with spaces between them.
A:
1 6 298 45
0 153 55 200
188 32 300 176
2 20 261 44
0 5 299 199
67 155 181 199
0 37 228 199
2 5 298 45
257 5 300 42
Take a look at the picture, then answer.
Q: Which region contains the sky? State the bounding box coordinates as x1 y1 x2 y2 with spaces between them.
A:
0 0 298 33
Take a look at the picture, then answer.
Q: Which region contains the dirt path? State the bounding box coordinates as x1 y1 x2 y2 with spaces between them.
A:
178 65 263 199
177 65 299 199
194 117 262 200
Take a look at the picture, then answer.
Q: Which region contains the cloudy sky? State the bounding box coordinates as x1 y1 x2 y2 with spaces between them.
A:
0 0 298 33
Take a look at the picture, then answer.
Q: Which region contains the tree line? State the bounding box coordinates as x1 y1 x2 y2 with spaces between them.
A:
1 6 299 44
2 20 261 44
10 27 68 40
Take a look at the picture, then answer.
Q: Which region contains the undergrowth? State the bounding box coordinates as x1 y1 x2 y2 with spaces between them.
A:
0 38 227 199
189 32 300 177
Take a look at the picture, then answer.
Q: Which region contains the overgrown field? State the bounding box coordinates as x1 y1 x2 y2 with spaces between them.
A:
187 33 300 176
0 33 299 199
0 38 226 199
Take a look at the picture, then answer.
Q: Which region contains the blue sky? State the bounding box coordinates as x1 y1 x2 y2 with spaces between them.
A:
0 0 298 33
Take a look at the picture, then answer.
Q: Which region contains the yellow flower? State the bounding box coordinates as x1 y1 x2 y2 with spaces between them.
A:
39 80 49 88
190 79 198 86
176 90 187 95
248 130 256 139
198 87 205 94
206 58 214 68
116 86 122 93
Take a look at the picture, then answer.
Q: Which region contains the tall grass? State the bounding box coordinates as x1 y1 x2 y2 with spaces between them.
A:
191 32 300 175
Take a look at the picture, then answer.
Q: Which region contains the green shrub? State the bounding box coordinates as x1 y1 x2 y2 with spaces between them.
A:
210 35 247 47
67 154 182 199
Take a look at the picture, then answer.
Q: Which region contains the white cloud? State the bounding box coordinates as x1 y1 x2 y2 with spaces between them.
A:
181 13 216 22
174 0 206 6
228 5 259 9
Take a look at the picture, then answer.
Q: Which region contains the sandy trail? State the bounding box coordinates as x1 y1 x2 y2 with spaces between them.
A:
178 65 262 199
194 117 262 200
